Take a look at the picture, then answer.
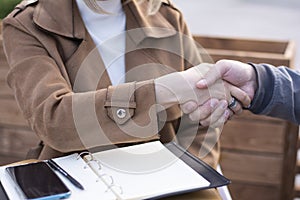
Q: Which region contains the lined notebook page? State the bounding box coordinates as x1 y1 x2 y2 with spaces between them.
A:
91 141 210 199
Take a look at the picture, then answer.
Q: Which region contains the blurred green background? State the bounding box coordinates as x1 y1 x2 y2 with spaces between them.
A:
0 0 22 19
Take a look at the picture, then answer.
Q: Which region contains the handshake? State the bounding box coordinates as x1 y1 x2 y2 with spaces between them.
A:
155 59 257 127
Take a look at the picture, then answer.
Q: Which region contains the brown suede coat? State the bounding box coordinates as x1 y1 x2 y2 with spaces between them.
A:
2 0 220 169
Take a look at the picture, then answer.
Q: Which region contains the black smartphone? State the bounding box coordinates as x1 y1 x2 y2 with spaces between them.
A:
5 161 71 200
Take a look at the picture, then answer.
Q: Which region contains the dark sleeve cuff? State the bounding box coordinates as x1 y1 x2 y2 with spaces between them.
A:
248 63 275 114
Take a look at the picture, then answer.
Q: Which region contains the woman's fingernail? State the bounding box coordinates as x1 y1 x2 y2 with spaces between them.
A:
224 110 230 118
185 102 196 112
210 99 219 108
221 100 228 109
197 79 207 87
186 105 193 112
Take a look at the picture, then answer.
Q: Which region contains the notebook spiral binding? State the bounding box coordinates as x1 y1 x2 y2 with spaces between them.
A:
76 152 123 198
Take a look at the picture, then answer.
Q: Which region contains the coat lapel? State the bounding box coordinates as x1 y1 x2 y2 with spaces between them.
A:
32 0 176 42
124 0 176 45
123 0 178 82
31 0 178 87
33 0 85 40
33 0 111 90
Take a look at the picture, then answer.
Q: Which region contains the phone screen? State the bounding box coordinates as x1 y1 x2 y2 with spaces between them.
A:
6 162 71 200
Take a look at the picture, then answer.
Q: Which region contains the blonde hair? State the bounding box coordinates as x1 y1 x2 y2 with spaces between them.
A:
83 0 163 15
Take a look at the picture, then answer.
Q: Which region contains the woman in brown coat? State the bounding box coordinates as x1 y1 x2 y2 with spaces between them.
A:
2 0 249 198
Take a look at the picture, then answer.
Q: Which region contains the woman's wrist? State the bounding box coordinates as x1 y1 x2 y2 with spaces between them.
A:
154 73 180 110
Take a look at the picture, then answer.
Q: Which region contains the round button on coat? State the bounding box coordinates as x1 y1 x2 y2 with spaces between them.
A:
116 108 126 119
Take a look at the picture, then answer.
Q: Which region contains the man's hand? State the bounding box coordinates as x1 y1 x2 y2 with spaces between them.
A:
180 60 255 126
197 59 258 101
155 62 251 127
181 80 250 126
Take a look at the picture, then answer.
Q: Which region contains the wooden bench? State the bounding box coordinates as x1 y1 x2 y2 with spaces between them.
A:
193 35 298 200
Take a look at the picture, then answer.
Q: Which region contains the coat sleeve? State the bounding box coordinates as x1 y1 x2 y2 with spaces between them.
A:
250 63 300 125
2 17 159 153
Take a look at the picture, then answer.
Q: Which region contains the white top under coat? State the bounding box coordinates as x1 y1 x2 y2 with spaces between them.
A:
76 0 126 85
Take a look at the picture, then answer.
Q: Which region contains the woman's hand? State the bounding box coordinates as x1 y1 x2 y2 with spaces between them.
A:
155 63 231 110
